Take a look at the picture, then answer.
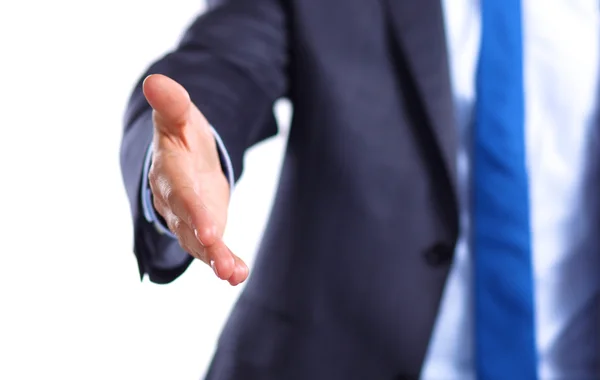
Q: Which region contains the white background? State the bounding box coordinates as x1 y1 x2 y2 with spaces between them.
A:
0 1 290 379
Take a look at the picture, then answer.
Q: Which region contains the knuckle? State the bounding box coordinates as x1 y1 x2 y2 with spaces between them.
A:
163 186 177 207
148 168 172 206
148 162 164 188
148 164 158 183
164 214 182 236
152 195 164 215
148 168 158 191
170 217 185 236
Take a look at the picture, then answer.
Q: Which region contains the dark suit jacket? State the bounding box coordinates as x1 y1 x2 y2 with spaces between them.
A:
120 0 460 378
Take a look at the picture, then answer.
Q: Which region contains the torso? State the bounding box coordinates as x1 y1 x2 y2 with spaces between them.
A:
422 1 600 378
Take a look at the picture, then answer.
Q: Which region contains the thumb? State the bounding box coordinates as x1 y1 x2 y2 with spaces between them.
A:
143 74 191 133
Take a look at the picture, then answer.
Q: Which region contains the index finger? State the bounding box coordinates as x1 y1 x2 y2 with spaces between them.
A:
164 184 219 246
165 185 237 278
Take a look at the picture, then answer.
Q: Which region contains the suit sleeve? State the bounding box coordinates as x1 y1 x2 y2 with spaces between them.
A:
119 0 290 284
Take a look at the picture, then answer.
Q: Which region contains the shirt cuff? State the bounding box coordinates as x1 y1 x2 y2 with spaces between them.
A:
140 126 235 238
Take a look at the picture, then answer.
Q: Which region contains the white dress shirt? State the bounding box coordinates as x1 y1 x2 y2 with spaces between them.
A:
421 0 600 378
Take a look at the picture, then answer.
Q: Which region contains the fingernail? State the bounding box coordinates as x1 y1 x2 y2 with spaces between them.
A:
194 228 205 246
210 260 219 277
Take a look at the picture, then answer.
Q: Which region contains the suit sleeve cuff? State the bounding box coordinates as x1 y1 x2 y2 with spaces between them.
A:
140 126 235 238
211 125 236 196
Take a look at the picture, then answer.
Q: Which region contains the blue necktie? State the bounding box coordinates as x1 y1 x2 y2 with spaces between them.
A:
473 1 537 379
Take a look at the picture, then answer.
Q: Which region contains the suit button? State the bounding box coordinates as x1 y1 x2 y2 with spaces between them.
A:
424 242 453 267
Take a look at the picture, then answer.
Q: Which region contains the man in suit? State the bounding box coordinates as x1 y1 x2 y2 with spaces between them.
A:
120 0 600 378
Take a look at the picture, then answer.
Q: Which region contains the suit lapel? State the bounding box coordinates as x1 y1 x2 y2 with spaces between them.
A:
383 0 457 190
